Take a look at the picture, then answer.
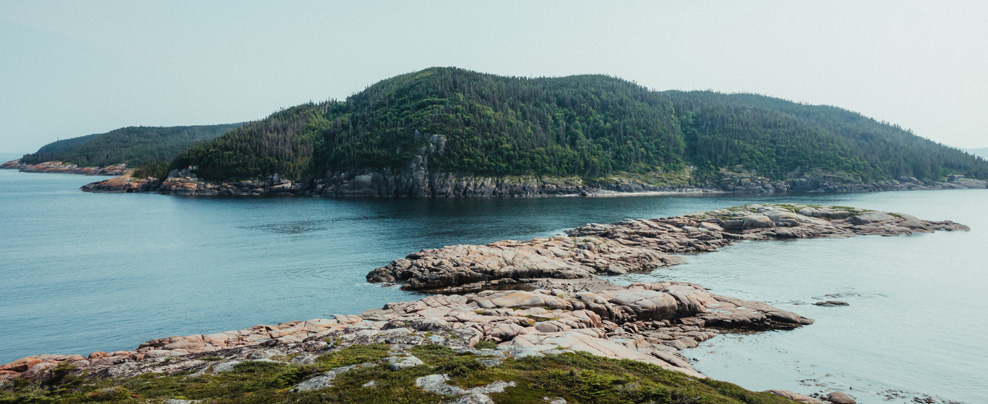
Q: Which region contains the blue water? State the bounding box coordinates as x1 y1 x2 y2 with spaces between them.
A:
1 153 984 403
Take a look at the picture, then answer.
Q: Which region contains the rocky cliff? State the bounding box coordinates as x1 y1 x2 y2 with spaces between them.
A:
76 145 988 197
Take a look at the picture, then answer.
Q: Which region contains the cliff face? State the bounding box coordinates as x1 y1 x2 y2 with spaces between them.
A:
82 167 988 198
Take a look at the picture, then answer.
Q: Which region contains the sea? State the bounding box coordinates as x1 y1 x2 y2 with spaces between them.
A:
1 153 985 403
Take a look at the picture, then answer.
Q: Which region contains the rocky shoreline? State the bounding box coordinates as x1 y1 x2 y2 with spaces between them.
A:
5 158 987 197
1 159 127 176
368 204 968 293
0 204 967 403
71 163 988 197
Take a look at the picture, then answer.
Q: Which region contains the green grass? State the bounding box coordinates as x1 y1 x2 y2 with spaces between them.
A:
0 344 799 404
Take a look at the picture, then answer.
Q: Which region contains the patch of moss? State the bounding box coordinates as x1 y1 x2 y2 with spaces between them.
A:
1 344 801 404
473 340 498 350
315 344 390 371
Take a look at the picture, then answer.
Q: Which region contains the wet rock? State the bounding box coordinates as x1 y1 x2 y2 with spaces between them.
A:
814 301 849 307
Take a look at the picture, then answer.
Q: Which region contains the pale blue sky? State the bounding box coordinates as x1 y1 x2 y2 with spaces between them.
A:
2 1 986 153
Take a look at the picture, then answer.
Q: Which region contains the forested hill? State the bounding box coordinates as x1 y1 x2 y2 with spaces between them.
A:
20 123 243 168
666 91 987 181
170 67 988 186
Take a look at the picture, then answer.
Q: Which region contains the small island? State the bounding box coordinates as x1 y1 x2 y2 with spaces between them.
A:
6 68 988 198
0 204 966 404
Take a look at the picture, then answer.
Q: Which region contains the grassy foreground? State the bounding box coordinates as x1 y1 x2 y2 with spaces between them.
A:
1 344 796 404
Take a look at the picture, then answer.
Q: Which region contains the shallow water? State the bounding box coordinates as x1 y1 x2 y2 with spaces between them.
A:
1 154 984 403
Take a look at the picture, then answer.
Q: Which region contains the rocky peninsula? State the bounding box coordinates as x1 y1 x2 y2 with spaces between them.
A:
1 159 126 176
368 204 967 292
0 204 968 404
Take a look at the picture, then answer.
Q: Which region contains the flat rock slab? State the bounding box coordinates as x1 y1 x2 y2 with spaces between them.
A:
367 204 967 292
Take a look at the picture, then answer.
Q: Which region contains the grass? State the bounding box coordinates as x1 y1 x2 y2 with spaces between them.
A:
1 344 801 404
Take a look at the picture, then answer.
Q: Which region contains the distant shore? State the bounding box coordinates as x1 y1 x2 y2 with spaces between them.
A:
1 159 126 176
6 158 987 198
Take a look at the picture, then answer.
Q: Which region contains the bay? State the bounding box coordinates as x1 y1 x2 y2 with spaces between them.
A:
0 153 984 403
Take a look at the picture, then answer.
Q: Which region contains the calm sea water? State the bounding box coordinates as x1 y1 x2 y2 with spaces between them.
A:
1 154 984 403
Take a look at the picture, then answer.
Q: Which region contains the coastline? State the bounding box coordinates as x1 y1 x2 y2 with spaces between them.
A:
1 203 968 404
87 169 988 197
5 158 987 197
1 159 127 177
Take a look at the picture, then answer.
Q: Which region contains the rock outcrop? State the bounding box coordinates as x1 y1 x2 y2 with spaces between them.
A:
79 175 159 193
368 204 968 292
2 160 126 176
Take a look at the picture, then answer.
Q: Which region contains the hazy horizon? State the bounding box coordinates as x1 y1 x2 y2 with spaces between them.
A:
2 1 986 153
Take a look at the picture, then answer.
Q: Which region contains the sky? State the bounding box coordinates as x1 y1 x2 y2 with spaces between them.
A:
1 1 987 153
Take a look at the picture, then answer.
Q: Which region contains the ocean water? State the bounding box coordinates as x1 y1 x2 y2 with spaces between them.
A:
0 154 984 403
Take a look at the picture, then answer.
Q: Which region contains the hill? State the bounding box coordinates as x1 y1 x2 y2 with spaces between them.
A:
19 123 243 168
164 67 988 196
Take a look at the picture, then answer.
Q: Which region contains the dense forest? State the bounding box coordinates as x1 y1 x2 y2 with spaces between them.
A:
171 67 988 184
173 68 685 182
668 91 988 181
20 123 243 168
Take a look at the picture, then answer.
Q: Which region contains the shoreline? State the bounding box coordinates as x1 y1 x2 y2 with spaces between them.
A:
5 158 987 197
1 204 968 404
1 159 127 177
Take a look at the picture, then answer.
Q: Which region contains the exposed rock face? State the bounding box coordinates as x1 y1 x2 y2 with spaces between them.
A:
2 160 126 176
368 204 968 292
0 279 811 383
716 170 988 194
72 151 986 198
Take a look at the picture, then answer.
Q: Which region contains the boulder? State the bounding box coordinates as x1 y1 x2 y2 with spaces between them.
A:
850 211 893 225
766 389 824 403
742 215 775 229
826 391 856 404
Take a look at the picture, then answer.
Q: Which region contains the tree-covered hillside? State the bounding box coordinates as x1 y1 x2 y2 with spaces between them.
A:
170 67 988 184
174 68 685 182
668 91 988 181
20 123 243 168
